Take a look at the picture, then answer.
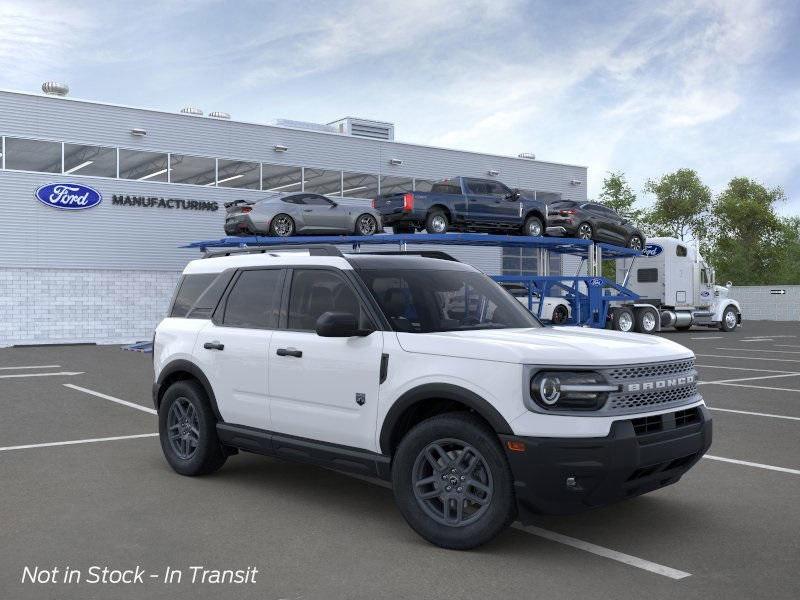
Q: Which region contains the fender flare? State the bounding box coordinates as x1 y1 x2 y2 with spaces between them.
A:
154 359 223 421
379 383 513 454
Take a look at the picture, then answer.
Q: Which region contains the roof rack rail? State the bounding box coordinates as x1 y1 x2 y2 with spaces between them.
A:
203 244 344 259
352 250 460 262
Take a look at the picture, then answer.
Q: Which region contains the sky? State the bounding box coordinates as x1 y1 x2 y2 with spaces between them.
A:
1 0 799 212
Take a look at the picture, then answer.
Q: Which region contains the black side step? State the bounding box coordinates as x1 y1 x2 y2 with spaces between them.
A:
216 423 391 480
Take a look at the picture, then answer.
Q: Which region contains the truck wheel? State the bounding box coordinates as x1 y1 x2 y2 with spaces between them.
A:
612 307 635 333
392 413 516 550
522 215 543 237
158 380 227 476
551 304 569 324
425 210 449 234
720 306 738 332
634 307 657 334
270 214 295 237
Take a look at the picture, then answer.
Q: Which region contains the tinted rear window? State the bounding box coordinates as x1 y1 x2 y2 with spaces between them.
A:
222 269 283 328
170 274 217 317
431 181 462 194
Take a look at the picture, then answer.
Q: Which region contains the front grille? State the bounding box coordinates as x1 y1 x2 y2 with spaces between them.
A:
606 359 695 381
608 384 698 412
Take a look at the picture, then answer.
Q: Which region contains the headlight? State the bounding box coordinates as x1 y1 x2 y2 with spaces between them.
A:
529 371 618 411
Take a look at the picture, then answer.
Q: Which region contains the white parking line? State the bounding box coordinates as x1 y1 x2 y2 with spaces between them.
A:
737 339 773 343
0 371 84 379
690 336 724 340
715 347 800 355
0 364 61 370
775 344 800 349
63 384 157 415
337 471 691 579
708 407 800 421
706 382 800 393
698 373 800 385
513 524 691 580
696 354 800 363
696 364 799 374
742 335 795 339
704 455 800 475
0 433 158 453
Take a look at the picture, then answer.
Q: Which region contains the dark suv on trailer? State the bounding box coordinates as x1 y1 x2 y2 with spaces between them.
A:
547 200 645 249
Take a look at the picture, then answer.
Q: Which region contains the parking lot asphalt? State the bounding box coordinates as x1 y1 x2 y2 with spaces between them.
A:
1 321 799 600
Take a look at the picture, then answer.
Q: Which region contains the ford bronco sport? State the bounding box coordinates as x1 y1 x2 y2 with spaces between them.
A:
153 246 711 549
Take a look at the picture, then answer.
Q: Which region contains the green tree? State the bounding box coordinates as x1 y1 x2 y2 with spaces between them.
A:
708 177 787 285
642 169 711 241
598 171 641 221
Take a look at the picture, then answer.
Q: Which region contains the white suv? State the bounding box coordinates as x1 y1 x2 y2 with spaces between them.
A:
153 246 712 549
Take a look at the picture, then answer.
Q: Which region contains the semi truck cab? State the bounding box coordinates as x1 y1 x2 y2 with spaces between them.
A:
616 237 742 332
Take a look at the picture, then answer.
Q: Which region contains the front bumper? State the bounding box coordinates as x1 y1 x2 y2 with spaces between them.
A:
501 405 712 520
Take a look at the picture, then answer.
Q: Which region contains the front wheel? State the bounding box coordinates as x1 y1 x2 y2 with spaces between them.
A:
158 380 227 476
551 304 569 324
522 215 543 237
720 306 738 332
392 413 516 550
576 222 593 240
355 213 379 236
628 235 644 251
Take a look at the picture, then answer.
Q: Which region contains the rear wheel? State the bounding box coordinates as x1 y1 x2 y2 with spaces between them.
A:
634 307 657 334
522 215 543 237
425 210 449 234
612 307 635 333
392 413 516 550
720 306 738 332
577 222 593 240
158 380 227 476
270 214 295 237
551 304 569 324
355 213 379 236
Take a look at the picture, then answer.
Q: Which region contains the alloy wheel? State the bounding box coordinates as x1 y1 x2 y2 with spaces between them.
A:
618 311 633 332
358 215 377 235
578 224 592 240
526 220 542 236
412 438 493 527
430 215 447 233
629 236 643 250
167 398 200 460
273 215 293 236
725 310 737 329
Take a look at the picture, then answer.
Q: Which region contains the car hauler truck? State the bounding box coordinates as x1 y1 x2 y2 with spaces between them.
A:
612 237 742 333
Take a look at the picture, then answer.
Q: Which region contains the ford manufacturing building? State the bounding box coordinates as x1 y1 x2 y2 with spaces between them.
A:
0 85 587 346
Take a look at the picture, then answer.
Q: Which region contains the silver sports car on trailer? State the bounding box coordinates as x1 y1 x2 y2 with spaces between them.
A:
224 192 383 237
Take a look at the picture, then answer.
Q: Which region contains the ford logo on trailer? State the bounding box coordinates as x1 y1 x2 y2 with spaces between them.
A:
641 243 663 257
588 277 604 287
35 183 102 210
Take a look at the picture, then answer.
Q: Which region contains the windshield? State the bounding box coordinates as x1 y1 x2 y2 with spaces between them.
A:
358 269 542 333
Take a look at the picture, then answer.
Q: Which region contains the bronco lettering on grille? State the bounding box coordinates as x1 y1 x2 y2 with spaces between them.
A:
626 374 695 393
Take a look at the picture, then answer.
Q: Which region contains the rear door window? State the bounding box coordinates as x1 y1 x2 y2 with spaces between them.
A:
222 269 284 329
170 274 217 317
431 181 462 194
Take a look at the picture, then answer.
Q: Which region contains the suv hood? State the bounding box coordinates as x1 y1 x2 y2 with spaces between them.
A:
396 326 693 366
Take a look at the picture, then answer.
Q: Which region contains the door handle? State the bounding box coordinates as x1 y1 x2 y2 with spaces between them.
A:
276 348 303 358
303 209 313 213
203 341 224 351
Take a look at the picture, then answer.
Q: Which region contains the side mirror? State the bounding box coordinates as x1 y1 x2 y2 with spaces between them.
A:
315 311 371 337
505 189 520 201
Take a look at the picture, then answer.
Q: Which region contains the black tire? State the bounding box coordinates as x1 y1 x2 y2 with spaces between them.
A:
269 214 295 237
612 307 635 332
551 304 569 324
392 223 416 234
720 306 738 332
425 209 449 234
522 215 543 237
354 213 379 236
576 222 593 240
392 413 516 550
634 307 657 334
627 235 644 251
158 380 227 476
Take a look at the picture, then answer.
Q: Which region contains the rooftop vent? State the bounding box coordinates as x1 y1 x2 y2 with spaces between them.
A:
208 111 231 119
180 106 203 116
42 82 69 96
328 117 395 141
518 152 536 160
269 119 337 134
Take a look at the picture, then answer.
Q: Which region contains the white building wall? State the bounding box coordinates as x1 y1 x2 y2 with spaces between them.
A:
729 286 800 321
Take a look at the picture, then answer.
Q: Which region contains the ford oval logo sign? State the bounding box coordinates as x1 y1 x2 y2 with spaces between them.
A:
35 183 102 210
588 277 604 287
641 243 663 257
